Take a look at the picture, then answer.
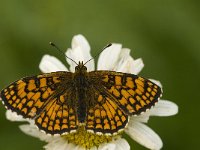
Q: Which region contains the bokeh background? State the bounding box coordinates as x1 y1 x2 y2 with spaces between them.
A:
0 0 199 149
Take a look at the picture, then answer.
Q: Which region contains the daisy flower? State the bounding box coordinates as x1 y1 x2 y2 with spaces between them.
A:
4 34 178 150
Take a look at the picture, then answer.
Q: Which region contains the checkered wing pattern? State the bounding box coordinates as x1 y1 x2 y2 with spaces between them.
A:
89 71 162 116
0 72 78 134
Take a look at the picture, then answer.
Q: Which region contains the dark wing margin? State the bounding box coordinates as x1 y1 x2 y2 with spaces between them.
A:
0 71 78 135
88 71 162 116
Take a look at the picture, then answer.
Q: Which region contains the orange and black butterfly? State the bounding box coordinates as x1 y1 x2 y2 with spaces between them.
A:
0 45 162 136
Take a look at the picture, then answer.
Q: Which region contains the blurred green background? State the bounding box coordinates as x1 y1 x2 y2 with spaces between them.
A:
0 0 199 149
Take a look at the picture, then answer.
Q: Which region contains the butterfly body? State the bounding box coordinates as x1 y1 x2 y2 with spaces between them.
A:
0 61 162 135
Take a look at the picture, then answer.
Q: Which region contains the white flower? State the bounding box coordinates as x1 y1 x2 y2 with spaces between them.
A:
5 34 178 150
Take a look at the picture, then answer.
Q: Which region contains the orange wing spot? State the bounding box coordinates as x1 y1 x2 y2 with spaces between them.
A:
27 92 35 99
109 87 120 97
57 111 62 118
102 75 109 82
49 121 53 126
121 115 127 122
42 91 49 99
69 115 75 121
104 123 110 129
87 121 94 125
101 110 106 117
42 122 47 128
32 92 41 101
19 92 26 99
117 121 122 126
119 97 128 105
27 80 36 91
10 90 15 95
140 100 146 107
18 82 26 90
117 109 122 116
129 97 136 104
126 77 134 88
121 89 130 99
136 89 142 95
127 89 135 96
21 98 27 104
146 93 150 97
115 116 120 122
115 76 122 85
103 119 109 124
48 126 53 131
96 118 101 124
111 125 116 130
29 107 37 116
135 79 144 87
12 96 17 100
138 77 145 81
17 103 23 109
27 101 34 107
4 89 8 93
153 88 158 92
137 85 144 93
54 124 60 130
60 95 65 103
44 117 49 122
53 77 60 83
63 119 68 124
146 100 151 104
12 103 17 108
63 110 69 117
96 124 103 129
22 108 28 114
37 117 42 124
8 100 12 104
97 95 103 102
40 78 47 87
56 119 60 124
126 104 134 113
142 95 147 100
136 104 141 111
95 109 101 117
15 99 20 104
6 95 11 99
147 87 151 92
61 125 68 130
17 88 25 96
151 91 156 96
150 97 154 101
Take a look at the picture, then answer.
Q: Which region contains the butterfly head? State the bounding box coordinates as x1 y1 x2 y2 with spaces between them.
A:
75 61 87 73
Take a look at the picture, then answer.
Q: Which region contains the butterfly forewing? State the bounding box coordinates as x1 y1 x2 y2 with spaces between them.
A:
89 71 162 116
0 71 79 134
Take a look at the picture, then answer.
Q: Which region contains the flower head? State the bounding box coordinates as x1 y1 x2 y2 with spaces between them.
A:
5 34 178 150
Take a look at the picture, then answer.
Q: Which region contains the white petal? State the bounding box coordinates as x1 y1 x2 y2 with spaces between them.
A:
19 124 53 142
39 55 68 73
72 34 90 52
131 58 144 75
149 100 178 117
66 47 94 72
149 79 162 89
98 143 116 150
114 138 130 150
125 122 163 150
130 113 150 123
112 48 144 74
97 44 122 70
44 137 77 150
6 110 26 122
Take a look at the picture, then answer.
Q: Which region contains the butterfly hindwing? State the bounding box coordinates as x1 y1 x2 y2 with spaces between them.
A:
85 89 129 135
89 71 162 116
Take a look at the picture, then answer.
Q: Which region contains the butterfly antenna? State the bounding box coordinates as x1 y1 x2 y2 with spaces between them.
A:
83 43 112 65
49 42 78 65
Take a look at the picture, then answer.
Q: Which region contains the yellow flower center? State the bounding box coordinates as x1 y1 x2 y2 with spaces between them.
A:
62 125 121 149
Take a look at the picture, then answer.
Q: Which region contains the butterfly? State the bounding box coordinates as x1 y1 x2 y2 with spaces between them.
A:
0 59 162 136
